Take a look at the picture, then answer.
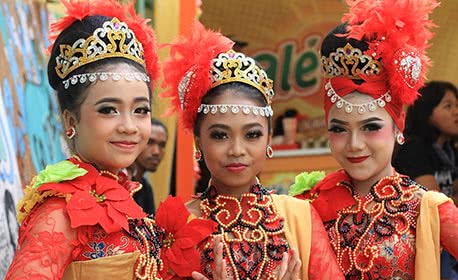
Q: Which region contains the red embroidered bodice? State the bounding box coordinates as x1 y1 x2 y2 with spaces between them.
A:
305 172 458 280
197 184 345 280
198 184 288 279
5 158 167 280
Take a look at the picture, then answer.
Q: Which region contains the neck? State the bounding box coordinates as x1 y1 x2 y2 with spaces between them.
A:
73 154 121 175
132 164 145 181
351 164 395 196
210 178 258 199
436 134 449 147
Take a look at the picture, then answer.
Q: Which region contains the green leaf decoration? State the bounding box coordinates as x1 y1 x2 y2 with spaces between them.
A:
32 160 87 189
288 171 325 196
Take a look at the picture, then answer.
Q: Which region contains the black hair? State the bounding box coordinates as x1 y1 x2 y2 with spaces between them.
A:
193 82 272 136
151 118 168 138
404 81 458 143
47 15 152 119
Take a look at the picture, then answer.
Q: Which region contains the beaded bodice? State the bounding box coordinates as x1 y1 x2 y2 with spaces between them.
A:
198 184 289 280
324 174 424 280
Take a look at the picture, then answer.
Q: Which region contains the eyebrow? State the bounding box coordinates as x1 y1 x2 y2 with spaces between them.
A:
208 122 264 130
330 117 383 126
95 97 150 105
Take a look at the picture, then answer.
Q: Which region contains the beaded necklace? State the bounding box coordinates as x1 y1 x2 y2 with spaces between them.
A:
326 173 424 278
128 217 164 280
199 184 288 280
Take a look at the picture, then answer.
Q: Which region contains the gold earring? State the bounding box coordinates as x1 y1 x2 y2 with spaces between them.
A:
266 145 274 158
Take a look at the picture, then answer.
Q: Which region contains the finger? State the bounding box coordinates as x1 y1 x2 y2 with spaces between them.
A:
213 235 225 279
288 248 302 278
221 259 228 280
278 251 289 279
191 271 208 280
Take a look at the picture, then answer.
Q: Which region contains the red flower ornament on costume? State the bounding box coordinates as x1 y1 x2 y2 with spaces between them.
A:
38 158 146 233
155 196 217 279
294 169 356 222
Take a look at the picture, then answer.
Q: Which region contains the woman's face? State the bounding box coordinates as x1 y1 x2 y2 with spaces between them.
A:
429 90 458 138
67 64 151 173
196 90 271 194
327 92 396 187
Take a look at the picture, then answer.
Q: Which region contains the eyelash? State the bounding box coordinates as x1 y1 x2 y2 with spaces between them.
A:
328 126 345 133
134 107 151 114
210 131 228 140
209 130 264 140
362 123 383 131
98 106 117 114
328 123 383 133
246 130 263 139
97 106 151 115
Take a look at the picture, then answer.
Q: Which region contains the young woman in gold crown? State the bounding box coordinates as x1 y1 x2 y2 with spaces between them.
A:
5 1 214 279
161 22 344 280
291 0 458 279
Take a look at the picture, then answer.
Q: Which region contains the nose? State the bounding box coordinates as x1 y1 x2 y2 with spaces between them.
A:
228 137 246 157
453 104 458 116
347 131 365 152
118 114 138 134
150 143 160 156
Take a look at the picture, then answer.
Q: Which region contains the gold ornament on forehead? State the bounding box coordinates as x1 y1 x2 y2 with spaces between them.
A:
210 50 274 104
321 43 382 79
55 17 145 79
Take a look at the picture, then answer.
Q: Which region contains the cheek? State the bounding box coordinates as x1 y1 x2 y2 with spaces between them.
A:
139 121 152 140
328 133 346 149
365 127 394 143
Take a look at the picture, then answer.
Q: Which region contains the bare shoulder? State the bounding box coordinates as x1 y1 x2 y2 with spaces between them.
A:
185 199 202 218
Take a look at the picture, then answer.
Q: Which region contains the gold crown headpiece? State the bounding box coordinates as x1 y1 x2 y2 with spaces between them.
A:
210 50 274 104
321 43 383 79
55 17 145 79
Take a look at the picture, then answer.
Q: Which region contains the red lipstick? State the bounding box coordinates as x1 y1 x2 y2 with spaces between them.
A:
347 156 369 163
111 141 137 151
226 163 247 172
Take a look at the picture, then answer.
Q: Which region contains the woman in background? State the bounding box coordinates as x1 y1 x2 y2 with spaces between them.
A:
394 81 458 279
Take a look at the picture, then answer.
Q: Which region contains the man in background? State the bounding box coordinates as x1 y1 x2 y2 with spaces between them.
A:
131 118 168 215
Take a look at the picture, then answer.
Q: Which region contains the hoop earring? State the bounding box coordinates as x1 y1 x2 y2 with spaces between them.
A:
396 132 405 145
194 149 203 161
266 145 274 158
66 127 76 139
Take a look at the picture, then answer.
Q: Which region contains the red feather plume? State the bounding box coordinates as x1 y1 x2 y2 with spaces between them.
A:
48 0 159 83
160 21 234 132
342 0 439 105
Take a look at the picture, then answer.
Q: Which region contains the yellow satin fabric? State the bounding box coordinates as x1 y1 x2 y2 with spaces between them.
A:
62 251 140 280
415 191 452 280
272 194 312 280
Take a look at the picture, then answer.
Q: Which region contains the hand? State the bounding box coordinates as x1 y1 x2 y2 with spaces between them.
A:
277 248 302 280
192 235 228 280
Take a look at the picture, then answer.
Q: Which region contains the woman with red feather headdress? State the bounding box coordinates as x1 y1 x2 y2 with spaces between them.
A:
291 0 458 279
161 22 344 280
5 1 214 279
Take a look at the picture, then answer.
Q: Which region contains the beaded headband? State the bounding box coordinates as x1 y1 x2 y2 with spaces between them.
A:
198 104 273 117
325 80 391 114
62 72 150 89
55 17 145 79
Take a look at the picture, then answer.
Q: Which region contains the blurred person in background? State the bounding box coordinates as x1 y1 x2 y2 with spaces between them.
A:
131 118 168 215
394 80 458 280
